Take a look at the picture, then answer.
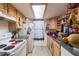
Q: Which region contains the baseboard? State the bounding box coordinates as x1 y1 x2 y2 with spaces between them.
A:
34 38 44 40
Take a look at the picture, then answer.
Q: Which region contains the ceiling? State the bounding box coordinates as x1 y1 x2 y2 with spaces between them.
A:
11 3 68 19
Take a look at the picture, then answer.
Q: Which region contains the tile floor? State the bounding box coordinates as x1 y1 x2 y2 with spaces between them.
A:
28 46 52 56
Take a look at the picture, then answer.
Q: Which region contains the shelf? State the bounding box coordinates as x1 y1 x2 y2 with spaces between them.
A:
0 11 17 22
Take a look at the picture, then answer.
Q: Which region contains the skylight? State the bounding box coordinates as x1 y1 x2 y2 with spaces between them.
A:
32 4 46 19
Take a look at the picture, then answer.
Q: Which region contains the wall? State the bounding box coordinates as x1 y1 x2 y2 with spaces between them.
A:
0 20 9 34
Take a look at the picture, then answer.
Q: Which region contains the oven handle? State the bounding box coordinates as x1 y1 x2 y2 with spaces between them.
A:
10 53 15 56
10 43 25 56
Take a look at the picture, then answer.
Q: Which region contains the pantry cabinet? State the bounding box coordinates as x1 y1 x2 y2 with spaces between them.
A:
47 36 60 56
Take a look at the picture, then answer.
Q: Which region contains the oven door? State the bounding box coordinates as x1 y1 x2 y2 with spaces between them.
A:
10 42 26 56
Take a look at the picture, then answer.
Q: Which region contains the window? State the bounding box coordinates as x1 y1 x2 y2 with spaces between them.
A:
32 4 46 19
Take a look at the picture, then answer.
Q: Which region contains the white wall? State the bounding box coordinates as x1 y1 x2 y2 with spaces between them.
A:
0 20 9 34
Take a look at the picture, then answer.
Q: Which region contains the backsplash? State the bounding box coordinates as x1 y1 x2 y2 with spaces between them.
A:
0 20 9 34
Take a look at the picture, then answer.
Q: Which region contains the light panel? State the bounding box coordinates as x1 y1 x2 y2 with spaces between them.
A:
32 5 46 19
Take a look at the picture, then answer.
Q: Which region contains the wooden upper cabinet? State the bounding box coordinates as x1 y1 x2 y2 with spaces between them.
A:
0 3 4 12
16 11 23 29
16 11 21 20
22 15 26 23
3 3 8 14
0 3 8 13
7 4 17 18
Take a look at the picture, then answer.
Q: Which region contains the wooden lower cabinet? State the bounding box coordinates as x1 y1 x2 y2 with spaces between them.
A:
53 41 60 56
47 36 60 56
49 38 54 55
47 37 50 49
47 37 54 55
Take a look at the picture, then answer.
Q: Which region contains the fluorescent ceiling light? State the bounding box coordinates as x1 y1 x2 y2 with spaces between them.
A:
32 5 46 19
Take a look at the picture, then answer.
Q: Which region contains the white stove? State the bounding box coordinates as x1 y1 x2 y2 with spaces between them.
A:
0 33 26 56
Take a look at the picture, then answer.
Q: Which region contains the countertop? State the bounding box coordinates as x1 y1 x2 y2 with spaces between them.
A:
47 35 79 56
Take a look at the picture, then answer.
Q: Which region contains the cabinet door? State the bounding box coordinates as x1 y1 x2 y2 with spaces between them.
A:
22 16 26 23
47 37 54 55
8 22 17 32
3 3 8 14
53 42 60 56
8 4 16 18
47 38 50 49
0 3 4 12
50 41 54 56
16 11 22 29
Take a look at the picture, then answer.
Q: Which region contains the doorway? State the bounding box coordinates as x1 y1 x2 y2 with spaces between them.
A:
33 20 46 46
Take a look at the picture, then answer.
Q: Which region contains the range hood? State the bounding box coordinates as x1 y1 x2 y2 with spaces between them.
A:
0 11 17 22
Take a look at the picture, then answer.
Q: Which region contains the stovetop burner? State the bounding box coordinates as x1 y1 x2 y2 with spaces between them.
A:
9 40 23 43
9 40 15 42
16 40 23 43
4 46 15 50
0 44 7 49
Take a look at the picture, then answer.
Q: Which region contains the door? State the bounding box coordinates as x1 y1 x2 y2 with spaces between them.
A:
33 20 44 40
33 20 45 46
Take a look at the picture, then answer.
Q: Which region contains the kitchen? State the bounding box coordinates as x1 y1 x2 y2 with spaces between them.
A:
0 3 79 56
